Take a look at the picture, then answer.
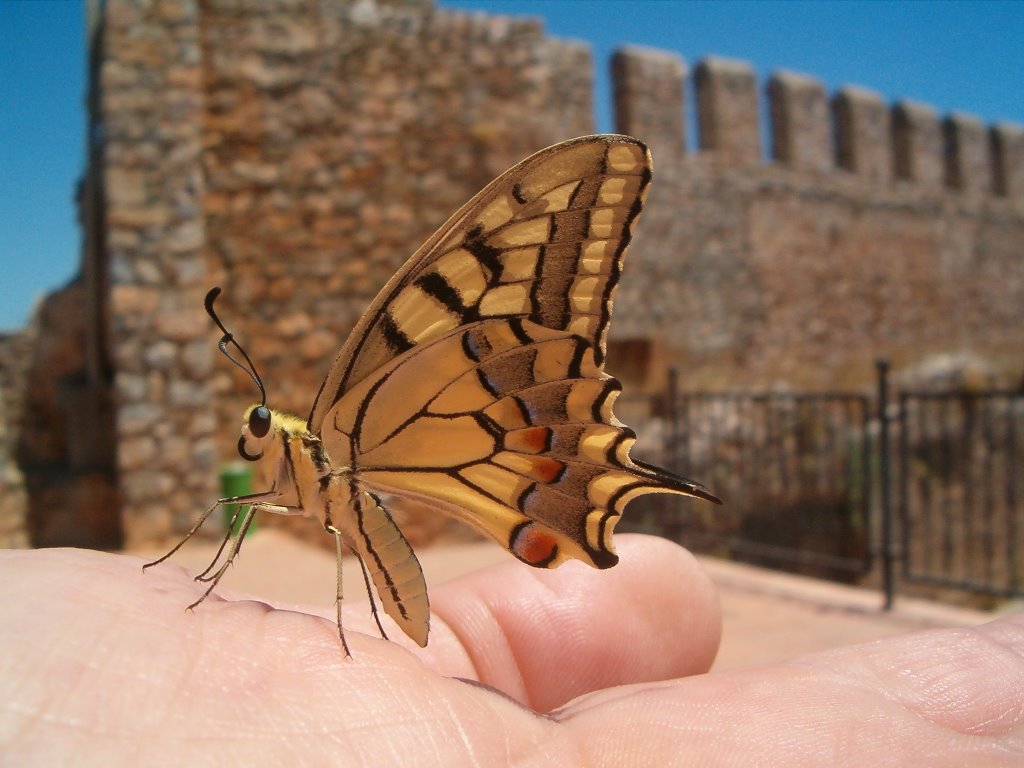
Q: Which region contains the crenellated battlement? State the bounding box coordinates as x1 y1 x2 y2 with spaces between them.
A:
610 47 1024 198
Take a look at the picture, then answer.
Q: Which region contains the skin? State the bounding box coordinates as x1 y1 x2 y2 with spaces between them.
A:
1 534 1022 765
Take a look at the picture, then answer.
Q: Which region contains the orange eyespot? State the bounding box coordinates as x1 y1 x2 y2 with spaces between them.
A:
506 426 551 454
510 523 558 567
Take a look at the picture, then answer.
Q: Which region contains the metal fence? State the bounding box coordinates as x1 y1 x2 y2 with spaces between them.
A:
622 362 1024 605
898 389 1024 596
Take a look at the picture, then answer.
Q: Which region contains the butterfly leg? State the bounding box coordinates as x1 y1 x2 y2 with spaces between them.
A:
356 554 390 643
327 525 352 657
184 500 262 611
193 504 244 581
192 497 292 579
192 501 302 582
192 520 235 581
142 490 283 573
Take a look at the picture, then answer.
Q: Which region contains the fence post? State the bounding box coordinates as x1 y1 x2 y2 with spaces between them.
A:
876 358 895 610
666 367 680 471
661 367 680 536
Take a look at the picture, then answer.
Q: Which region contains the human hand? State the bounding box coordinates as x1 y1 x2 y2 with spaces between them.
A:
2 535 1022 765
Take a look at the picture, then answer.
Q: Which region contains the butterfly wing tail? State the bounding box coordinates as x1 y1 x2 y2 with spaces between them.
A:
630 457 723 505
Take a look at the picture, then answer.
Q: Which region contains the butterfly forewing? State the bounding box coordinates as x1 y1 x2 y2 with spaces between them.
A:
308 135 652 433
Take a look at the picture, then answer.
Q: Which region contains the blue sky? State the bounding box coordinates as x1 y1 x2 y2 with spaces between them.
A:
2 0 1022 331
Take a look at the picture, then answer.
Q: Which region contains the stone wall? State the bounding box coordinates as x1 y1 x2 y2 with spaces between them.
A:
611 51 1024 391
99 0 217 547
197 0 591 434
5 0 1022 548
94 0 595 546
0 328 32 548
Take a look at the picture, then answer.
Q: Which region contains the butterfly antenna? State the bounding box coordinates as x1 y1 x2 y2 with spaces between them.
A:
204 286 267 406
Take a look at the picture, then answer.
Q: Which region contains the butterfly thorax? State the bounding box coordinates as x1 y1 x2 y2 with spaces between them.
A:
237 402 430 644
238 404 350 527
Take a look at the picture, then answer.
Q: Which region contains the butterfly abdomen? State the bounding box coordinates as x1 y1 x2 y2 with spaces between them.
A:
348 490 430 647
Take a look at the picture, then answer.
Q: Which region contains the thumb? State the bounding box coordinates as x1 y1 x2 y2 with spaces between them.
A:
426 533 721 712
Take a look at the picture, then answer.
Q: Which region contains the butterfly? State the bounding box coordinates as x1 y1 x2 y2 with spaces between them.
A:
144 134 720 654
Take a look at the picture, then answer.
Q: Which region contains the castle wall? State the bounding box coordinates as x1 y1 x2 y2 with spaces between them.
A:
95 0 593 544
100 0 217 545
610 49 1024 391
0 329 32 548
197 0 592 436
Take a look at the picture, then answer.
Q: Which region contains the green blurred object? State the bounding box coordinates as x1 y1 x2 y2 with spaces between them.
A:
220 463 256 537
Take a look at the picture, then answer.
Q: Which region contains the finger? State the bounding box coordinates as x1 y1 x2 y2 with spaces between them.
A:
557 613 1024 766
10 550 1020 766
424 533 722 712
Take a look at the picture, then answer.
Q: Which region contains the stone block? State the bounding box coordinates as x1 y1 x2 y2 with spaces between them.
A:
892 100 944 188
833 86 891 181
991 122 1024 198
105 167 147 207
695 56 761 165
945 112 990 194
612 46 687 167
767 70 830 172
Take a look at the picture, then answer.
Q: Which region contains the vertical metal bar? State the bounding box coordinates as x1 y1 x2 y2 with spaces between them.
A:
735 395 747 513
779 397 790 501
923 397 937 578
680 390 692 469
769 397 782 501
961 394 976 583
1007 400 1019 591
860 396 872 572
754 395 764 514
708 394 720 510
663 368 680 540
877 359 895 610
898 391 911 581
981 395 996 588
941 395 955 580
794 398 807 505
824 398 837 499
666 367 679 472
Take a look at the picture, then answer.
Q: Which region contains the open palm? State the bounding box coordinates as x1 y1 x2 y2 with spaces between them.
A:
2 535 1022 765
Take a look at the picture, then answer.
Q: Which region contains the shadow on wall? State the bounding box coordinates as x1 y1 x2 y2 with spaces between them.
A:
14 279 120 549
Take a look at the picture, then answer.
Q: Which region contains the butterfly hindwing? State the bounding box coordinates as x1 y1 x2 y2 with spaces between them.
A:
320 317 716 570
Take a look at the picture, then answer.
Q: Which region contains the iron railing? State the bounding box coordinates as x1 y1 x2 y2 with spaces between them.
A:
898 388 1024 596
622 361 1024 605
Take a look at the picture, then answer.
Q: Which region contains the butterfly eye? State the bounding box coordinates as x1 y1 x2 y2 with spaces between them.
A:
248 406 272 438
